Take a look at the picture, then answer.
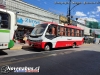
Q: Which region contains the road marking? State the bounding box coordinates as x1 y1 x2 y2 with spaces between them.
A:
0 51 75 66
0 55 50 66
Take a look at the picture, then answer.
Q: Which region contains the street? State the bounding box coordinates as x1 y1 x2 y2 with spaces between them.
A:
0 44 100 75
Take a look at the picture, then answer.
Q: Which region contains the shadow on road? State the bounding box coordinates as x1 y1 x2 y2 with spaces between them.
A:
22 46 42 52
0 50 8 56
22 46 80 52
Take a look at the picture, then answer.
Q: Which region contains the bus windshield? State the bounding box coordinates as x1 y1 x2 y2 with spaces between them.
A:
31 24 47 36
0 12 9 29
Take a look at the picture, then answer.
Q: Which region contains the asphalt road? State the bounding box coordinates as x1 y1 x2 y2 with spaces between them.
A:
0 44 100 75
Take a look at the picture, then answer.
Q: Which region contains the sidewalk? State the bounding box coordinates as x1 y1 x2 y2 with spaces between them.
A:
10 43 31 50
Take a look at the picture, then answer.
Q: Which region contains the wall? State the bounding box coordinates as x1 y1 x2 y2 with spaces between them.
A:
77 24 90 35
5 0 59 25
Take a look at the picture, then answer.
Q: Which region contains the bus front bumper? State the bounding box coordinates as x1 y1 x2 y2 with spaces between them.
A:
30 42 46 49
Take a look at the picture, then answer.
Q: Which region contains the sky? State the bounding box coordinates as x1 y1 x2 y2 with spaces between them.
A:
23 0 100 23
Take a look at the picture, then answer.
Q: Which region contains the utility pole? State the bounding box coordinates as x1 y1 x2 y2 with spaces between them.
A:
68 0 71 24
67 0 80 24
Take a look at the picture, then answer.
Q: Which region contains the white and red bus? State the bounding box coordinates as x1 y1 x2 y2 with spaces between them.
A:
28 22 84 51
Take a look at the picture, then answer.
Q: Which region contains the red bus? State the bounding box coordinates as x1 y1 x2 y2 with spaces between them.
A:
28 22 84 51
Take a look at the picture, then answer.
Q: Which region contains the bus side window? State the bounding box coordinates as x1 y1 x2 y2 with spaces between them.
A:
64 28 66 36
80 30 84 37
66 27 68 36
71 28 74 36
79 30 81 37
74 29 76 36
77 30 79 37
60 26 64 36
46 25 57 36
82 30 84 36
52 27 56 35
68 28 70 36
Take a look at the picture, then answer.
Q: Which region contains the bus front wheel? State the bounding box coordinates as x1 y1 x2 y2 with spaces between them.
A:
44 44 51 51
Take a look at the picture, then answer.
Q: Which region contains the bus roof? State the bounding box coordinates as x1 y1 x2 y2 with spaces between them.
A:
42 22 58 25
66 25 83 30
42 22 83 30
0 8 15 15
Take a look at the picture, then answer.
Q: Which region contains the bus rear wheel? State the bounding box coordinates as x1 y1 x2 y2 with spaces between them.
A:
72 43 76 48
44 44 51 51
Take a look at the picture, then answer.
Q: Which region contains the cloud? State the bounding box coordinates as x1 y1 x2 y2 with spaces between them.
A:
75 11 86 17
89 15 95 18
87 12 90 15
86 18 98 22
97 6 100 12
44 2 47 4
77 17 98 24
96 14 99 16
91 11 96 14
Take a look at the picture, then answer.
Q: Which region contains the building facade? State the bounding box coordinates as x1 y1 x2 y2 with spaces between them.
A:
77 22 90 36
59 15 77 26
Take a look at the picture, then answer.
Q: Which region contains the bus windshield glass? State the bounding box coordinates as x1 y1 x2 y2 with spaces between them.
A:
0 12 9 29
31 24 48 36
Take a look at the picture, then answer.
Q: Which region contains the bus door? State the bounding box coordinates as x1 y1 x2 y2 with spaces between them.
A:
45 24 57 48
55 26 67 48
0 12 10 49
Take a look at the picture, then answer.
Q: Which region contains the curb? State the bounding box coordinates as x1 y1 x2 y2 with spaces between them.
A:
10 45 22 50
10 46 32 50
10 46 22 50
83 44 94 45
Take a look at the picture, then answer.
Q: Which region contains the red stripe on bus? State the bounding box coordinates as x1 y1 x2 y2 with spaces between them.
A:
55 40 83 48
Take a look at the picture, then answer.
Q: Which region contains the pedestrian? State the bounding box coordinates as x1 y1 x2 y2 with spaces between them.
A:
83 37 85 44
98 40 100 44
93 38 96 44
23 30 31 44
23 33 28 44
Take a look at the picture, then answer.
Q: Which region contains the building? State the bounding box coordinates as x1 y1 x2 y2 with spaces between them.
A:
59 15 77 26
0 0 59 43
77 22 90 36
86 21 100 38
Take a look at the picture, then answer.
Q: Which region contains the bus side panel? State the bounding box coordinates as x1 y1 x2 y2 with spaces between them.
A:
0 32 10 49
76 38 84 46
55 37 83 48
41 42 46 49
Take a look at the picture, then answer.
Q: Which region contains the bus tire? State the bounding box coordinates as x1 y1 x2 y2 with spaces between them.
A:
72 43 76 48
44 44 51 51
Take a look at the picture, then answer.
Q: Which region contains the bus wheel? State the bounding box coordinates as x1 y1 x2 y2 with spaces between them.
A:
72 43 76 48
44 44 51 51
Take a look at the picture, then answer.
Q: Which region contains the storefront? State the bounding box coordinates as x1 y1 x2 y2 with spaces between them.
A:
14 15 42 43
